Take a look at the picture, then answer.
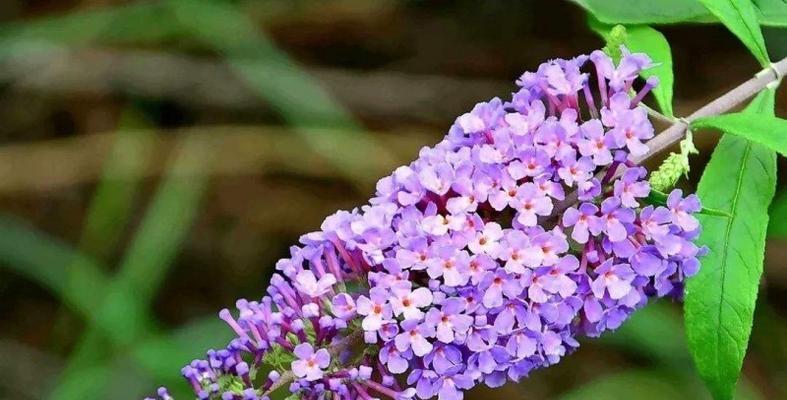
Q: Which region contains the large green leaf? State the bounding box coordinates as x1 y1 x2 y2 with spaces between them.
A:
692 113 787 156
588 20 674 116
572 0 787 27
754 0 787 27
697 0 771 66
685 90 778 400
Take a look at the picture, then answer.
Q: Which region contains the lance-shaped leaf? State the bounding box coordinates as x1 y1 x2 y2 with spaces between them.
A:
696 0 770 66
572 0 787 27
755 0 787 27
692 113 787 157
685 90 778 400
574 0 714 24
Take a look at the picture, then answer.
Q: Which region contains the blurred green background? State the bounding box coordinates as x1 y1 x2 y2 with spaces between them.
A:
0 1 784 399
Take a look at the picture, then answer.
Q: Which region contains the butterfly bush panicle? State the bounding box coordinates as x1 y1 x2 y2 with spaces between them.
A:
147 47 705 400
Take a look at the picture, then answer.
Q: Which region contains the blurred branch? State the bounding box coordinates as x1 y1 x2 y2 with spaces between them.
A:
0 0 393 47
0 45 506 124
0 126 428 193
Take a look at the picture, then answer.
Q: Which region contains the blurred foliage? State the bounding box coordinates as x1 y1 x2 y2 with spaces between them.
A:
0 1 783 400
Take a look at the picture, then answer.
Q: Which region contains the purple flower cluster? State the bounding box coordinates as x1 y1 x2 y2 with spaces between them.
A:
147 47 705 400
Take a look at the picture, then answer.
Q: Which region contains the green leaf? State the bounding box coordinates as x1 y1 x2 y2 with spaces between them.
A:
685 89 778 400
769 191 787 237
692 113 787 156
755 0 787 27
575 0 712 24
573 0 787 27
697 0 771 66
587 21 675 116
627 26 674 116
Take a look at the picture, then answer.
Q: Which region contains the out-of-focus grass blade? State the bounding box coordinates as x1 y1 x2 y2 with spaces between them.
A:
0 1 388 59
101 137 210 342
0 215 108 317
56 316 231 399
132 316 233 394
598 302 690 366
0 202 168 399
0 0 397 189
559 369 763 400
0 1 181 46
168 0 398 189
50 137 212 400
5 1 394 397
559 370 694 400
78 108 153 259
47 364 114 400
53 108 156 383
